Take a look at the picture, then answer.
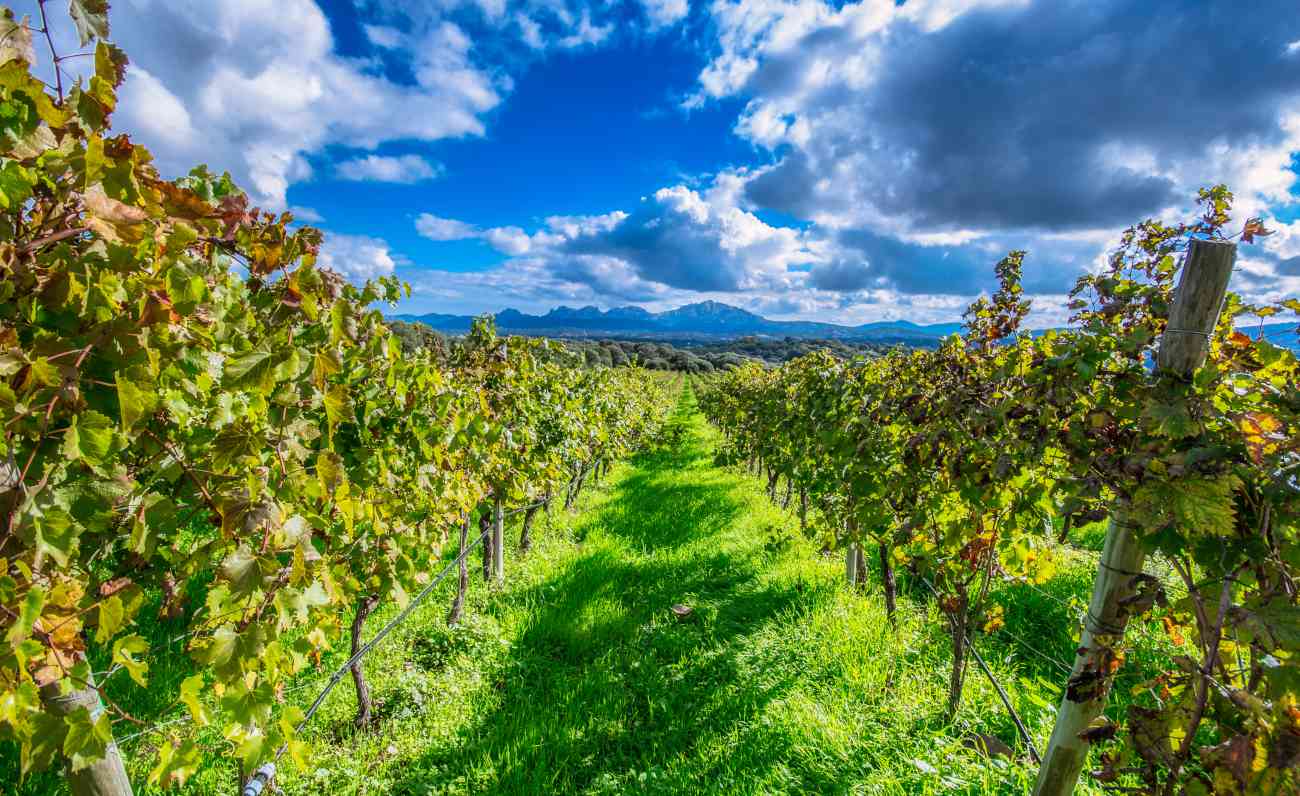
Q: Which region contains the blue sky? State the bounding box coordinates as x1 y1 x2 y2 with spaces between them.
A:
24 0 1300 325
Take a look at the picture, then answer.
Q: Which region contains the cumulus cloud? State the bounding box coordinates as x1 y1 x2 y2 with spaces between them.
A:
709 0 1300 232
47 0 688 211
411 187 814 293
415 214 480 241
39 0 504 208
672 0 1300 309
558 185 817 291
336 154 444 183
317 234 398 281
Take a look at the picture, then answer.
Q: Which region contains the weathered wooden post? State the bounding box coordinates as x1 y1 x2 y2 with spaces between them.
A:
42 674 134 796
492 498 504 583
1033 239 1236 796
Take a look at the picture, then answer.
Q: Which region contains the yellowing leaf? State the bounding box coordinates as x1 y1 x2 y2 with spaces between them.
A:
93 594 123 644
68 0 110 46
178 674 210 727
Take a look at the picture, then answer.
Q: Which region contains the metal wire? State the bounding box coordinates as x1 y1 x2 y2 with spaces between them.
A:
916 576 1043 763
270 522 489 766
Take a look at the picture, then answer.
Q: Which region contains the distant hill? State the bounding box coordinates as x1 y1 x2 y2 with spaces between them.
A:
391 301 968 346
391 301 1299 350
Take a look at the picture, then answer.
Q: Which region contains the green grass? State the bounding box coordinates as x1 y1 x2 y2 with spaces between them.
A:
12 380 1176 794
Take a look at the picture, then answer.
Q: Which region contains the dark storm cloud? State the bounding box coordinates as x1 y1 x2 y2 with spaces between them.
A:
563 206 744 291
741 0 1300 232
811 229 987 294
808 225 1104 296
558 188 809 292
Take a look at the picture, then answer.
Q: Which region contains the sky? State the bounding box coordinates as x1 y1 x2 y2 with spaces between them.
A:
21 0 1300 326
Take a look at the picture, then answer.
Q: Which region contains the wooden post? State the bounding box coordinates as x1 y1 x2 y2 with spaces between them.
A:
42 673 134 796
492 498 504 583
845 542 858 587
1033 239 1235 796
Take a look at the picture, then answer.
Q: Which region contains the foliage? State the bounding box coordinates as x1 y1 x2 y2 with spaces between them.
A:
699 192 1300 793
0 7 670 788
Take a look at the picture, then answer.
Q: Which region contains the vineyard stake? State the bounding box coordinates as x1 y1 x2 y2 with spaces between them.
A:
41 672 134 796
1032 238 1236 796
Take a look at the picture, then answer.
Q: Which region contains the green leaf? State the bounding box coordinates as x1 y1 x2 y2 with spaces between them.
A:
0 159 35 210
148 738 202 788
115 367 158 430
324 383 349 431
93 41 127 88
110 634 149 687
272 581 329 629
211 421 262 471
223 345 282 393
93 594 123 644
312 348 340 388
218 673 274 730
68 0 110 46
21 708 65 775
220 545 273 596
62 705 112 772
1143 399 1196 439
6 584 45 645
62 410 115 466
1134 475 1241 539
178 674 210 727
32 508 79 567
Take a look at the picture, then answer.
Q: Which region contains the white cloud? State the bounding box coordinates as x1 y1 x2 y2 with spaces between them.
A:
515 14 545 49
483 226 536 255
289 205 324 223
118 65 197 149
317 233 397 281
39 0 505 208
558 11 612 48
363 24 403 49
336 154 444 183
639 0 689 29
415 213 480 241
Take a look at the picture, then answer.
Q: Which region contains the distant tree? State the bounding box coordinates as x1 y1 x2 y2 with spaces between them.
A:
388 320 448 360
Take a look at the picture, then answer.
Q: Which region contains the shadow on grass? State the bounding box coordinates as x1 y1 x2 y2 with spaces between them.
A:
391 387 825 794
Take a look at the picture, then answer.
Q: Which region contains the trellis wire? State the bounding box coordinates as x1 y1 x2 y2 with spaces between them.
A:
918 576 1043 764
109 500 548 768
235 514 502 794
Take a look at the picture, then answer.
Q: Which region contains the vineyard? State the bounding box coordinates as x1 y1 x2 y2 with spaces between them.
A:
698 216 1300 794
2 4 1299 796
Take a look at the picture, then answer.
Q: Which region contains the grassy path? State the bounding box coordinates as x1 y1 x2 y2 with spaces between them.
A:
264 381 1043 795
72 379 1146 795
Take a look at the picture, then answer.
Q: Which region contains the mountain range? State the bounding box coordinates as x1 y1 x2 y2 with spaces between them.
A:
392 300 1300 350
392 301 968 345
